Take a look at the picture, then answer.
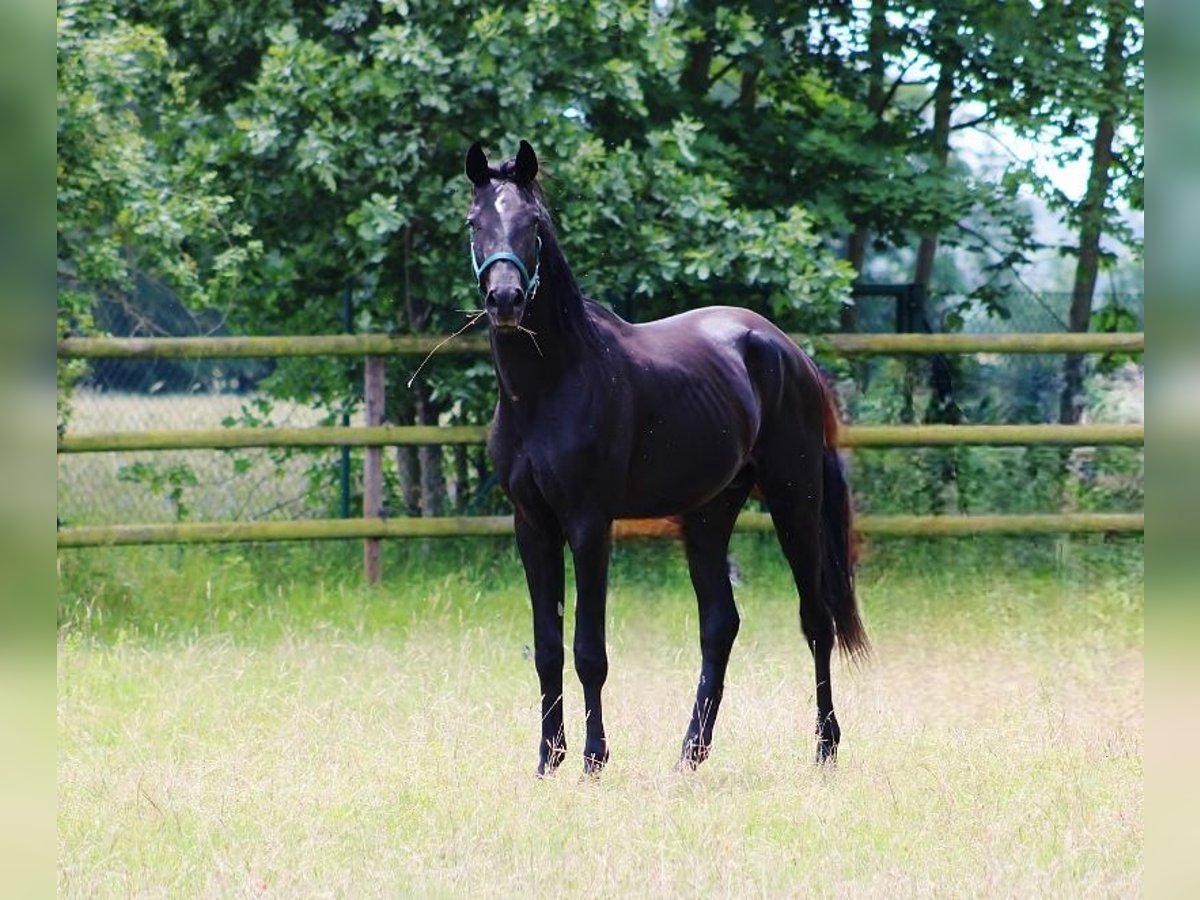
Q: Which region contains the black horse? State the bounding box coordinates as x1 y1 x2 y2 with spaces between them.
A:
465 140 867 776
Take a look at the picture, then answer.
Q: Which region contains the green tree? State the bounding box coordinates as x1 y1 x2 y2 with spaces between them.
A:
1028 0 1143 426
56 0 259 431
59 1 1141 519
139 1 855 513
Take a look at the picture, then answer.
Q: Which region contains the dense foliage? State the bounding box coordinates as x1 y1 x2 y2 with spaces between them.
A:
57 0 1143 516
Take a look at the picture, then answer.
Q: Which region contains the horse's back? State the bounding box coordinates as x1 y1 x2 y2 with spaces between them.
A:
628 304 828 451
601 305 820 517
625 305 819 412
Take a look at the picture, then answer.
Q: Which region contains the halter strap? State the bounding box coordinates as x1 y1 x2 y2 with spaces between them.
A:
470 234 542 298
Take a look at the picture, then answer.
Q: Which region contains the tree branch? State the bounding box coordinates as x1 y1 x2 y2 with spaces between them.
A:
949 110 996 132
876 59 926 116
910 91 937 120
707 57 739 91
953 221 1069 328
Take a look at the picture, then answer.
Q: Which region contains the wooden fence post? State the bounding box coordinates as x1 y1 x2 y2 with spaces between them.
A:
363 355 385 584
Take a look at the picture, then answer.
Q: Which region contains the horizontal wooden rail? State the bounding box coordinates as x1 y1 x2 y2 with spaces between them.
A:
829 513 1143 537
838 423 1144 448
58 334 489 359
57 331 1144 360
58 425 491 452
55 512 1144 547
817 332 1144 355
57 422 1144 453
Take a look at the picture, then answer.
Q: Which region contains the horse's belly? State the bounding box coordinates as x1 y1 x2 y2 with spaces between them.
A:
615 426 748 518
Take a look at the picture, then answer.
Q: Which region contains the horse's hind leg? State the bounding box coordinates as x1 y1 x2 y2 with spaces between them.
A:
760 473 841 763
679 472 754 769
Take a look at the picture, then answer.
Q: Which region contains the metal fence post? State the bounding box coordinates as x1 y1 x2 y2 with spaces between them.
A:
340 283 353 519
363 355 385 584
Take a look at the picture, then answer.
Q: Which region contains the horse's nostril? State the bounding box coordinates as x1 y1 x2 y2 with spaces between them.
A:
489 286 525 312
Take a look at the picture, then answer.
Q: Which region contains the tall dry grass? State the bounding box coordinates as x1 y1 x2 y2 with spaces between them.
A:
57 541 1142 896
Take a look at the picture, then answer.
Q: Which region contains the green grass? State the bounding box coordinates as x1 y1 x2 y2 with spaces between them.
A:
58 538 1142 896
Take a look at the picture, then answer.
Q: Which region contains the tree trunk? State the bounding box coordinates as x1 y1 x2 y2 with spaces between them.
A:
913 56 956 291
903 56 954 427
390 226 422 517
738 63 760 113
414 383 447 518
393 221 446 517
679 1 718 97
866 0 888 115
451 445 470 513
386 361 421 516
418 446 446 517
395 444 421 517
680 39 713 96
843 230 867 395
842 0 886 337
1059 1 1126 426
844 230 864 333
913 38 960 510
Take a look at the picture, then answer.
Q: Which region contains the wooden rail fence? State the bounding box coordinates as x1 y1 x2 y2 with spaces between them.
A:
57 332 1144 558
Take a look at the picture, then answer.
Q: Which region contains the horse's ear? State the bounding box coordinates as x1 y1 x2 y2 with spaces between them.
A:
514 140 538 184
465 141 490 186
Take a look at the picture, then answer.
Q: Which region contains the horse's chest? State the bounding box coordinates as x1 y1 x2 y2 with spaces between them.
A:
491 410 621 509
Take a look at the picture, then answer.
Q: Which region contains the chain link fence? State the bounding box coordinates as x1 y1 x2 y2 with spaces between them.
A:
57 377 348 526
838 290 1143 517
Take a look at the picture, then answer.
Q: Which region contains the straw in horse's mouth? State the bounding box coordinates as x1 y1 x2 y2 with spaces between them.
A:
495 321 543 352
516 325 542 356
406 310 543 388
405 310 487 389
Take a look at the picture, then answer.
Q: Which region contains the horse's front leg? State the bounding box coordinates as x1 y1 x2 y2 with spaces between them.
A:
515 512 567 776
568 516 613 774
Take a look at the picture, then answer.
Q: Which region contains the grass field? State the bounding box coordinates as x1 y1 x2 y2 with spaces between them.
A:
57 538 1143 896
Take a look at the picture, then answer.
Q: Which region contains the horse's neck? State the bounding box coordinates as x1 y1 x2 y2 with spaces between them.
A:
490 238 604 408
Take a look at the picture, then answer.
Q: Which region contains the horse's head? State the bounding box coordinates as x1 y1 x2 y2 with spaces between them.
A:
464 140 544 330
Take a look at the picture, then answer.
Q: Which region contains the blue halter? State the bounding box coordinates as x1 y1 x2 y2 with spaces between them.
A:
470 232 542 299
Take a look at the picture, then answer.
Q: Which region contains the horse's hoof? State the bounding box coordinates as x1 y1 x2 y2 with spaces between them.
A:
581 746 609 777
537 743 567 778
679 736 711 770
814 712 841 765
814 740 839 766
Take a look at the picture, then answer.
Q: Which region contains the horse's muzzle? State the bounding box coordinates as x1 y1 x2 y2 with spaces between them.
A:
485 285 527 329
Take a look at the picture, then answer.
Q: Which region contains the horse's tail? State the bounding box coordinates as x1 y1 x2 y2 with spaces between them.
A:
818 380 870 661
